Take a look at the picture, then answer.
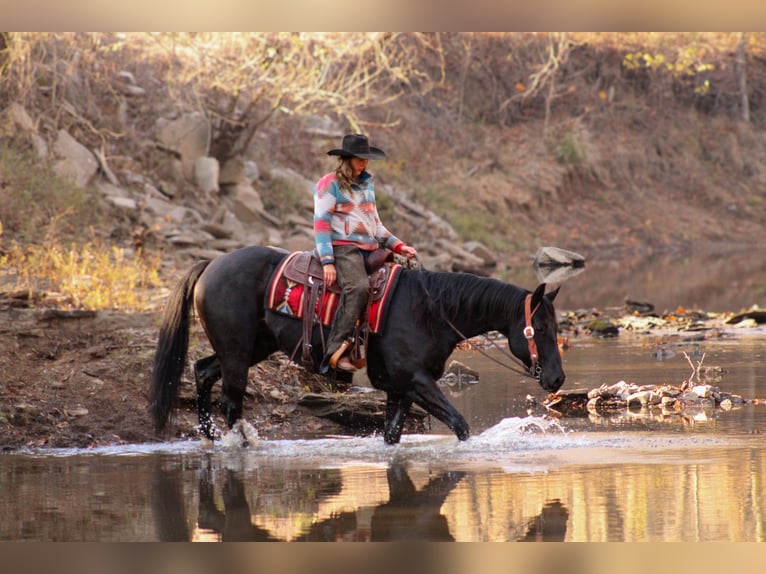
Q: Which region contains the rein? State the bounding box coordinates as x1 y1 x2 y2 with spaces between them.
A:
414 258 542 379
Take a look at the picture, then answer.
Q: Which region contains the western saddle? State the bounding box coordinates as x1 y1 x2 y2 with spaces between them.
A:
280 248 394 372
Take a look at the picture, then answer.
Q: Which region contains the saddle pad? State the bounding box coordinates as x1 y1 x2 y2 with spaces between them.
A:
266 251 402 334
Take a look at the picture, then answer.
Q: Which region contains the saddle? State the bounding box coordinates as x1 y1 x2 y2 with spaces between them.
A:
278 248 395 371
282 248 394 294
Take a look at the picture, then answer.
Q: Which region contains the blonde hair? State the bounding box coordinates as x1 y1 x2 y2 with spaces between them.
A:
334 157 356 192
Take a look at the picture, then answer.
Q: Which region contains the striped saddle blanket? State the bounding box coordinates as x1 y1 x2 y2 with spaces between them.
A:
266 251 402 334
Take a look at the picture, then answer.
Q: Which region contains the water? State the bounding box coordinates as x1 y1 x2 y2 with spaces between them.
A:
2 336 766 542
500 244 766 313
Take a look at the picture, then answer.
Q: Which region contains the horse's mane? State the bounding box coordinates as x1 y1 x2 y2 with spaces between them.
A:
403 268 527 332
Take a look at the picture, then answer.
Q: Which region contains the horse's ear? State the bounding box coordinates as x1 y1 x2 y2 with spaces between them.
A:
531 283 547 307
546 286 560 303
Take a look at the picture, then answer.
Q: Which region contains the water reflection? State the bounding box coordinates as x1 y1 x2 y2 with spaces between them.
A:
149 458 568 542
499 245 766 313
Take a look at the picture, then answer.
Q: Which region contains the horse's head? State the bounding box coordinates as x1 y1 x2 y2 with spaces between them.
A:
507 283 565 393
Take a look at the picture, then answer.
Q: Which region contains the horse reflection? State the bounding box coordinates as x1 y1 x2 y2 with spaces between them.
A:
369 464 464 541
519 499 569 542
197 468 279 542
151 461 569 542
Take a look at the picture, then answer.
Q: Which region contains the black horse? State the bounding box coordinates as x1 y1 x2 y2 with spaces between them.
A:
149 245 565 444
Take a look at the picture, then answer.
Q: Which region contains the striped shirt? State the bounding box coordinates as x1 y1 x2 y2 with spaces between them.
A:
313 170 402 265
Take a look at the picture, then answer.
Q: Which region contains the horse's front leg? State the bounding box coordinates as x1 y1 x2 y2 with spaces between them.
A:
384 393 413 445
411 371 470 441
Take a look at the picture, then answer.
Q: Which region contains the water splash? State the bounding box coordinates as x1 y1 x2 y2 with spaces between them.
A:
220 420 259 449
477 416 568 441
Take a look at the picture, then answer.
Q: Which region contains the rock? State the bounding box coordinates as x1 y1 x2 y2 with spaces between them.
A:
9 103 35 132
533 246 586 268
443 360 480 382
200 222 233 240
690 385 715 399
303 114 343 138
268 167 314 208
226 183 265 224
30 133 48 160
534 264 586 284
207 239 243 252
627 391 651 407
585 319 619 337
607 381 633 399
95 181 131 199
420 253 453 272
182 248 227 260
434 239 489 275
220 157 245 185
154 112 210 178
107 196 139 211
53 130 99 188
463 241 497 267
726 309 766 325
144 197 176 221
194 156 220 193
243 160 260 183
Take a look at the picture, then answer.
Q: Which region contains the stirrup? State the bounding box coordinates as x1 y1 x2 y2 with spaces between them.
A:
329 340 351 369
334 356 358 372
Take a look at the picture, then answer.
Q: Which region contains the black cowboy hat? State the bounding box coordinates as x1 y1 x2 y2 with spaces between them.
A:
327 133 386 160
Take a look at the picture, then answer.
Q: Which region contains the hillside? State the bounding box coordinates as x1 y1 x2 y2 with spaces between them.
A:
2 32 766 276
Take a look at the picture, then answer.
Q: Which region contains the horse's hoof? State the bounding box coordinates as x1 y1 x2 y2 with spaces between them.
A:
383 433 401 445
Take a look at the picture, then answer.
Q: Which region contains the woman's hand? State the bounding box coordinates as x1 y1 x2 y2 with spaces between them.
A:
323 263 337 286
399 245 418 259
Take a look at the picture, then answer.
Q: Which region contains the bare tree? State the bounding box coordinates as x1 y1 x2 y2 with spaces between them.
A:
148 33 441 163
736 32 750 123
499 33 576 137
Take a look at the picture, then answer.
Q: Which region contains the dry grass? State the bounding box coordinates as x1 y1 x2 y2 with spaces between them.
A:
0 143 163 312
1 239 162 311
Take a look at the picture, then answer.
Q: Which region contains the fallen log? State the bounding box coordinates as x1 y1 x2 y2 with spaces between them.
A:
299 389 429 433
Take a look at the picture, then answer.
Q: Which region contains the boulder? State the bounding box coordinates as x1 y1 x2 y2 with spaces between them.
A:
219 157 245 186
53 130 99 188
9 103 35 132
154 112 210 179
533 246 585 268
227 183 265 224
463 241 497 267
194 156 220 193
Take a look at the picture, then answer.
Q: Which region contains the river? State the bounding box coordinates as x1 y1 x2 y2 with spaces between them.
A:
2 246 766 541
2 335 765 542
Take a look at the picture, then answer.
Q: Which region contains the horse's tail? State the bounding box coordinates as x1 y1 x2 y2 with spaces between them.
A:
148 259 211 432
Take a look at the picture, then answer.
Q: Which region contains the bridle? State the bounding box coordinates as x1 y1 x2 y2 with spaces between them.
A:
436 293 545 379
523 293 542 379
413 258 545 379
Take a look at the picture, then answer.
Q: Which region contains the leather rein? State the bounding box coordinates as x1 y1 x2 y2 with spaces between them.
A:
439 290 543 380
411 257 543 378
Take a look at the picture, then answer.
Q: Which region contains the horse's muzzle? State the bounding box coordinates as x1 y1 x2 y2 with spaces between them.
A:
541 372 566 393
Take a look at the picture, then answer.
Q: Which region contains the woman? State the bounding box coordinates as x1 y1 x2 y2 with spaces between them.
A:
314 133 417 373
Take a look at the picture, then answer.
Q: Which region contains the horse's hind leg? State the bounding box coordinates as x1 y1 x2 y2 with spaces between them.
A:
194 355 221 439
410 371 470 441
384 394 413 445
